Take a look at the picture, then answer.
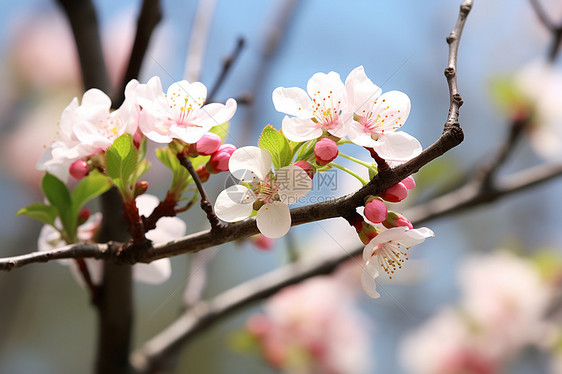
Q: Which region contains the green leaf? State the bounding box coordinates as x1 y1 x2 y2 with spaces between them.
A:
296 139 316 162
17 203 58 226
209 122 230 142
41 173 74 234
105 133 138 196
70 170 111 218
258 125 293 169
156 147 197 195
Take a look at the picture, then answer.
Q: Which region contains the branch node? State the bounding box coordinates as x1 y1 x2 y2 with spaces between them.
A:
444 66 456 78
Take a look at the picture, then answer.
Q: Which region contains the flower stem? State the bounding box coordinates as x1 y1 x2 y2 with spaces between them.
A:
338 152 377 170
329 162 369 185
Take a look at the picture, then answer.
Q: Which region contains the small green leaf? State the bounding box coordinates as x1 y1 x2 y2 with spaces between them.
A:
209 122 230 142
17 203 58 226
106 133 137 196
71 170 111 218
41 173 74 234
258 125 293 169
296 139 316 161
156 147 198 195
489 76 530 114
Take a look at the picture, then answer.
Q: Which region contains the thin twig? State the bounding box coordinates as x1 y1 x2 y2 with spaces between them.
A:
176 153 223 231
528 0 562 61
207 37 245 103
112 0 162 107
529 0 555 31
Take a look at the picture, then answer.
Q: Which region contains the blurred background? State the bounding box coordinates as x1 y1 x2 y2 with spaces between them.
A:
1 0 562 373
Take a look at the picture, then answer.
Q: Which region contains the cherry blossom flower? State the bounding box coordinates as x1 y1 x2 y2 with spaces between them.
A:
35 83 139 183
214 146 312 238
132 76 236 144
37 194 186 286
361 226 434 298
345 66 422 162
272 71 351 142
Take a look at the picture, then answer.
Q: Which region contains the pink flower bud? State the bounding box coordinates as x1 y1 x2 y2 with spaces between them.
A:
358 221 380 245
196 165 210 182
379 182 408 203
207 144 236 173
69 160 89 180
401 176 416 190
294 160 315 179
314 138 338 166
364 197 387 223
251 234 275 251
134 181 149 197
133 131 144 149
196 133 222 156
77 208 90 225
383 211 413 229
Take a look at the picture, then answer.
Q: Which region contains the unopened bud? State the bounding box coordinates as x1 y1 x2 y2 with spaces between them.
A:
77 207 91 225
134 181 149 197
364 196 387 223
379 182 408 203
401 176 416 190
294 160 315 179
133 131 144 149
196 133 222 156
383 211 413 229
207 144 236 173
314 138 338 166
358 221 380 245
69 160 89 180
196 165 210 182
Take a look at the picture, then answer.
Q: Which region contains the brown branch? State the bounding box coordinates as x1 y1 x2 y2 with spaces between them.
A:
207 37 245 103
529 0 562 61
112 0 162 107
176 153 224 231
56 0 109 92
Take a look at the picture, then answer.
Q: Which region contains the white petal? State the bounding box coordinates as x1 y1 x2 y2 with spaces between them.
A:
81 88 112 111
229 146 272 181
372 131 422 162
348 122 378 148
363 226 410 261
136 194 160 216
255 202 291 238
361 260 381 298
167 81 207 109
345 66 382 113
276 165 313 204
306 71 345 101
139 111 173 143
169 123 210 144
272 87 313 118
369 90 411 132
195 98 237 128
133 259 171 284
327 110 352 139
214 185 255 222
147 217 187 243
281 116 323 142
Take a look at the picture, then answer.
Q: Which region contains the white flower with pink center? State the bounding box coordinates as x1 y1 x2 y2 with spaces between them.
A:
214 147 312 238
132 76 236 144
361 226 434 298
345 66 422 162
36 83 139 182
272 71 351 142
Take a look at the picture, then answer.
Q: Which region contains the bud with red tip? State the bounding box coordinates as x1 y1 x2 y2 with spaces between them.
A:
382 211 413 229
134 181 149 197
69 160 89 180
314 138 338 166
379 182 408 203
133 130 144 149
294 160 315 179
77 207 91 225
190 132 222 156
347 213 381 245
364 196 387 223
196 165 210 182
207 144 236 173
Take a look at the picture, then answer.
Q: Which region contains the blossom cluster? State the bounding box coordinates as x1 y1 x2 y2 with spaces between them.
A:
23 66 433 297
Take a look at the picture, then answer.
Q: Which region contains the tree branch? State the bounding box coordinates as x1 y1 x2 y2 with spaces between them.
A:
56 0 110 92
206 37 245 103
112 0 162 107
